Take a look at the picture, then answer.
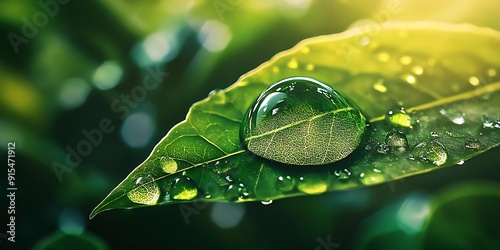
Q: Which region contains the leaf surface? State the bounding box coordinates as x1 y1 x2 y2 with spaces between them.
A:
91 21 500 218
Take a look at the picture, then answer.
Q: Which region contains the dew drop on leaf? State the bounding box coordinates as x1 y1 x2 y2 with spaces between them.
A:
275 175 295 192
413 140 448 166
126 175 160 205
224 183 249 201
212 160 232 174
261 200 273 205
160 156 177 174
170 176 198 201
360 172 386 186
439 109 465 125
464 138 481 150
385 130 409 152
482 115 494 128
387 109 412 128
208 89 226 104
376 143 390 155
333 168 351 180
241 77 366 165
297 174 328 195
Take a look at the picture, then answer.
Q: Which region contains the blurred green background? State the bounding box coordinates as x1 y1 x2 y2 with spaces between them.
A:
1 0 500 249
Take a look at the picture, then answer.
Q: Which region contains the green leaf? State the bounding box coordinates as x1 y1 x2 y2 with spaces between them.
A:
90 21 500 219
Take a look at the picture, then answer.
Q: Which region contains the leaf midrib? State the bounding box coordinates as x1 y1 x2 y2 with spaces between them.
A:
245 107 355 142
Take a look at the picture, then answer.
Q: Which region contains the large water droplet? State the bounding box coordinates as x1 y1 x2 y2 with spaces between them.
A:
170 176 198 201
276 175 295 192
241 77 366 165
297 174 328 195
385 130 409 152
224 182 249 201
413 140 447 166
127 175 160 205
160 157 178 174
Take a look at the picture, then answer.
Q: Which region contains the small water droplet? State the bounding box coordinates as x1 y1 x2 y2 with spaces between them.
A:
261 200 273 205
464 138 480 149
413 140 447 166
373 79 387 93
287 58 298 69
376 143 390 154
430 131 438 137
160 157 178 174
411 66 424 75
208 89 227 104
225 175 234 183
297 174 327 195
224 182 249 201
376 52 390 62
385 130 409 152
360 173 386 186
457 160 465 165
482 115 494 128
400 56 412 65
276 175 295 192
213 160 231 174
171 176 198 201
468 76 480 86
387 109 412 128
440 109 465 125
127 175 160 205
333 169 351 180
